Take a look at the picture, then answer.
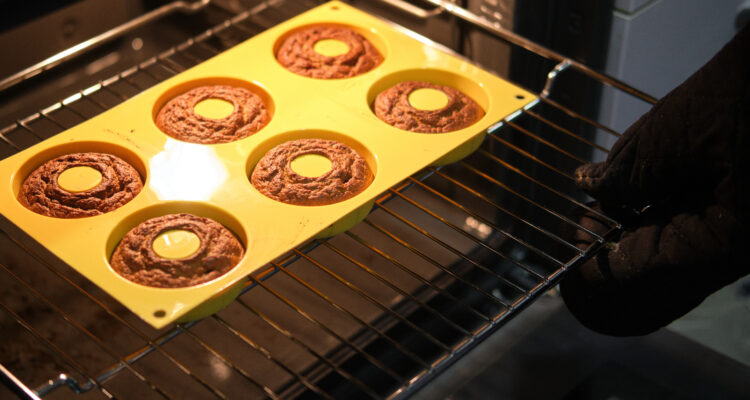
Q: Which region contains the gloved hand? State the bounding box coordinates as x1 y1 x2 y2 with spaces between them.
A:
560 24 750 336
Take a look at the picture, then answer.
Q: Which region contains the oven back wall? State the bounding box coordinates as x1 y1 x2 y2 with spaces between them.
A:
0 0 239 126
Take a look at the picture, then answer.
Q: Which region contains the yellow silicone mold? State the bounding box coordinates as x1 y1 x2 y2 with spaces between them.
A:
0 1 535 329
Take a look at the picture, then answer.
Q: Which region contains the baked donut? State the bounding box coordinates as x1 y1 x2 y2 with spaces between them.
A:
110 213 244 288
251 138 373 206
155 85 270 144
374 81 485 133
18 152 142 218
276 25 383 79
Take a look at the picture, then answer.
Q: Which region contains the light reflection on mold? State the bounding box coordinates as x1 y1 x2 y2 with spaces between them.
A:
150 140 229 201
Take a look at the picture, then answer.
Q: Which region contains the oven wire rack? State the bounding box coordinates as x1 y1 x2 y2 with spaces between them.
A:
0 0 656 398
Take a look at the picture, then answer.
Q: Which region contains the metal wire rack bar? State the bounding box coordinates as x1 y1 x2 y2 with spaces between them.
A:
360 218 511 311
0 262 171 398
0 300 113 398
284 252 446 363
247 269 405 384
0 0 637 398
231 297 384 399
0 0 213 92
371 198 542 291
0 363 41 400
420 0 658 105
296 247 468 344
437 160 599 238
387 187 564 268
479 124 619 226
413 170 583 250
328 235 493 324
210 314 336 400
0 231 233 399
177 327 279 399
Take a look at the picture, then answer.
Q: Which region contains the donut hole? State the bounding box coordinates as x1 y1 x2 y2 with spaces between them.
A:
408 88 450 111
57 166 103 193
152 229 202 260
290 153 333 177
12 142 148 213
313 38 350 57
193 98 235 120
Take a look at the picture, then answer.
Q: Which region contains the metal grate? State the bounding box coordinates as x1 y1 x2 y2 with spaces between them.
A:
0 0 657 398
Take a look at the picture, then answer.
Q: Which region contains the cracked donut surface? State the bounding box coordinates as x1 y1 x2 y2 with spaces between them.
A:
155 85 270 144
251 139 373 206
276 25 382 79
110 213 244 288
374 81 484 133
18 152 143 218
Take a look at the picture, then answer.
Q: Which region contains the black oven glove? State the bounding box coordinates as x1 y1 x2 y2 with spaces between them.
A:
559 24 750 336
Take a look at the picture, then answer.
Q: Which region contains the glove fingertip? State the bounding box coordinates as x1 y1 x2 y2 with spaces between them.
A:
575 162 608 192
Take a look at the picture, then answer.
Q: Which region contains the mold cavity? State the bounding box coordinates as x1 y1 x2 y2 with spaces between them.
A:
152 229 201 259
408 88 449 111
154 310 167 318
366 69 490 116
291 154 332 177
57 166 102 193
106 201 248 264
313 38 350 57
193 98 234 119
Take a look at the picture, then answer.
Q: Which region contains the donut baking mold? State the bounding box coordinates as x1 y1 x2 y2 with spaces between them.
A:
0 1 535 328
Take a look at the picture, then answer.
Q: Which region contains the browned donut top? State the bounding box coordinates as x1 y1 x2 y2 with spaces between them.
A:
251 139 373 206
110 213 244 288
18 152 143 218
374 81 485 133
155 85 270 144
276 25 383 79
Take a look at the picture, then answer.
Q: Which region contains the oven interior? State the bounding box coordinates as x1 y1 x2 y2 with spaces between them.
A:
1 1 748 399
